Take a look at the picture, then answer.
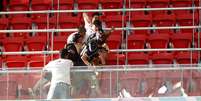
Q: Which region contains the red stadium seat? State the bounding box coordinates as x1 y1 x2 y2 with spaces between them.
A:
53 0 73 10
31 0 52 18
153 14 176 33
148 0 169 8
56 15 80 35
34 16 55 36
129 13 152 35
2 37 24 52
28 55 50 68
148 33 170 55
176 12 199 33
171 33 192 48
106 53 125 65
175 52 198 64
78 0 99 9
0 18 8 39
77 0 99 17
148 0 170 16
127 34 147 49
107 34 122 49
171 0 192 6
5 56 27 68
26 36 47 51
128 52 149 65
53 0 73 16
126 0 147 8
104 15 125 28
148 34 170 49
10 17 32 38
151 52 174 64
50 36 66 51
171 0 193 7
194 0 199 7
58 15 80 29
100 0 123 16
171 0 192 15
2 0 7 11
9 0 29 17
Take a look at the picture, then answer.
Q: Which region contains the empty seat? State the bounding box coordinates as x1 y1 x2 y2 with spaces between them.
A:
26 36 47 51
9 0 29 17
2 0 7 11
126 0 147 8
34 16 55 36
53 0 73 16
148 34 170 49
104 15 125 28
153 14 176 33
128 52 149 65
5 56 27 69
10 17 32 38
171 0 192 15
53 0 73 10
58 15 80 29
78 0 99 9
175 52 198 64
148 0 170 16
176 13 199 33
129 13 152 34
148 0 169 8
151 52 174 64
56 15 80 35
2 37 24 52
100 0 123 15
107 34 122 49
28 55 50 68
31 0 52 18
194 0 199 7
106 53 125 65
50 36 66 51
127 34 147 49
171 33 192 48
0 18 8 39
148 33 170 55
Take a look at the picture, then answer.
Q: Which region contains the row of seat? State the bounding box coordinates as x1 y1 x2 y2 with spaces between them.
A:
0 51 199 69
1 31 199 51
1 0 200 18
107 51 199 65
3 0 200 11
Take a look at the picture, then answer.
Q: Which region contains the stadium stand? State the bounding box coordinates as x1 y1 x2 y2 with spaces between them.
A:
0 0 200 100
0 17 8 39
9 0 29 17
10 16 32 38
2 37 24 52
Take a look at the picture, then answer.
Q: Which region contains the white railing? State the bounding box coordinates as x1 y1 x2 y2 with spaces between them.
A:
0 26 200 33
0 7 200 14
0 66 199 73
1 48 201 55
